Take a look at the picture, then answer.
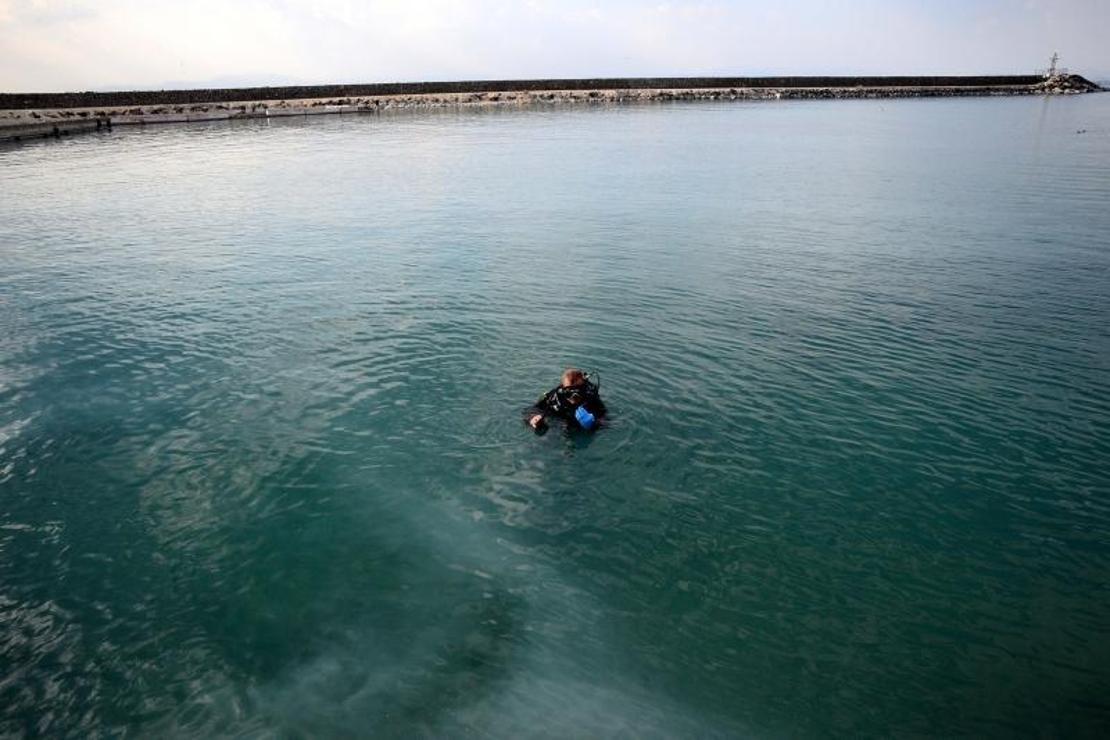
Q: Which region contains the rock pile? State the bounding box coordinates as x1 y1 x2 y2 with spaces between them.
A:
1036 74 1102 94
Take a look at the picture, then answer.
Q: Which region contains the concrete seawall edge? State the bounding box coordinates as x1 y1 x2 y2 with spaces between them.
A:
2 79 1101 144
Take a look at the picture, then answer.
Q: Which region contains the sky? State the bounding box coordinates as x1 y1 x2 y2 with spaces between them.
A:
0 0 1107 92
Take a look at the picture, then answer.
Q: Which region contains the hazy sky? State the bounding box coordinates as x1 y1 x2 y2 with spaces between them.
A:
1 0 1107 92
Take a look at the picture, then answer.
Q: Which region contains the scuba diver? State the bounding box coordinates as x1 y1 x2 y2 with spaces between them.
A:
526 368 606 433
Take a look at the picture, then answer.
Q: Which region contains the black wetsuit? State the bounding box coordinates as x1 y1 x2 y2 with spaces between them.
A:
526 381 607 430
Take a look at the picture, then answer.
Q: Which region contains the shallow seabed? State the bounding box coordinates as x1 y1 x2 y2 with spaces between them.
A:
2 94 1110 737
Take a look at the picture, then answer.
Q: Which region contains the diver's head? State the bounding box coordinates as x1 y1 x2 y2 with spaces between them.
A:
561 368 586 388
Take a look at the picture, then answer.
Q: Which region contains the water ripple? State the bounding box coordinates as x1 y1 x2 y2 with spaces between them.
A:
2 94 1110 737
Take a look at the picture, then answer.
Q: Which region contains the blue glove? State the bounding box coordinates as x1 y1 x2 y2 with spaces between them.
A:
575 405 596 430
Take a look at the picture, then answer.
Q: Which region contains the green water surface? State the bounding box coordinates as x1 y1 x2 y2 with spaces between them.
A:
2 94 1110 737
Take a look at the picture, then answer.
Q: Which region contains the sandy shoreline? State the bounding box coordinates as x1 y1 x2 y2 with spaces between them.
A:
2 79 1101 143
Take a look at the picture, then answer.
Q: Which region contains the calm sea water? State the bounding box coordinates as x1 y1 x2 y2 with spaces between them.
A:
2 94 1110 737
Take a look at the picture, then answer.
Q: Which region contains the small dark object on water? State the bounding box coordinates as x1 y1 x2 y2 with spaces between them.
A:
525 368 607 433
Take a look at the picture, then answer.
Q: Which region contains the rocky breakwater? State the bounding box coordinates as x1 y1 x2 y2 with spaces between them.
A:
1035 73 1102 94
1 75 1102 143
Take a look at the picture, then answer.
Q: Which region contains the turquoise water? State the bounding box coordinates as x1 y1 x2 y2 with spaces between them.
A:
2 94 1110 737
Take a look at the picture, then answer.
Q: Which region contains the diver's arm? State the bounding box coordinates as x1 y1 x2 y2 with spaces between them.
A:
524 389 557 430
526 406 548 428
525 405 547 430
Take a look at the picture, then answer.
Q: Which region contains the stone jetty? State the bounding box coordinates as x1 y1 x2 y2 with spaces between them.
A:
1 75 1101 144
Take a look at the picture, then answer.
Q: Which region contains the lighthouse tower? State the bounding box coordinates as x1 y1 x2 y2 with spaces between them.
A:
1045 52 1059 79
